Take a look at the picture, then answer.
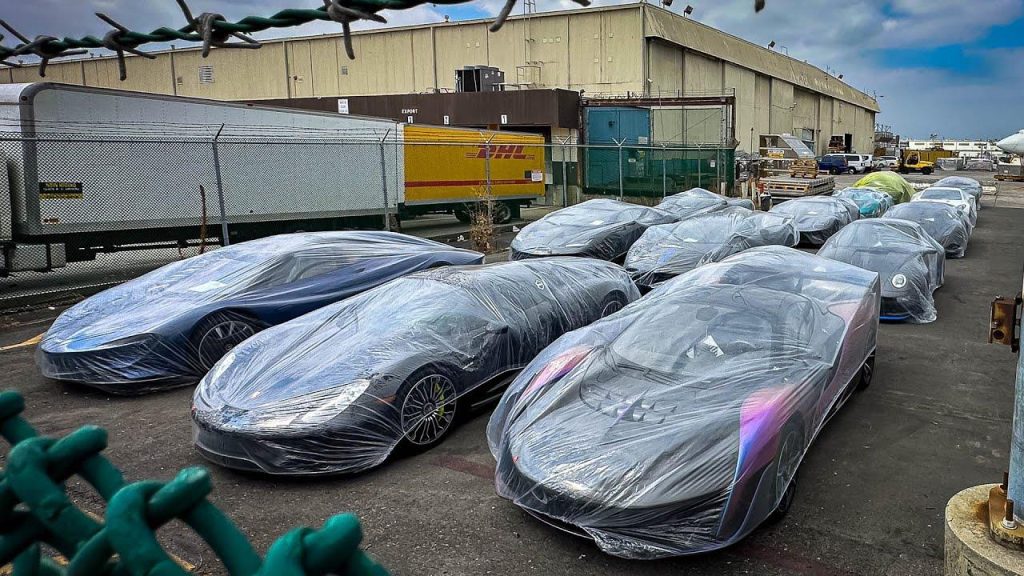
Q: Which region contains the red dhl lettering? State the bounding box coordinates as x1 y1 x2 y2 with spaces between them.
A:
464 144 535 160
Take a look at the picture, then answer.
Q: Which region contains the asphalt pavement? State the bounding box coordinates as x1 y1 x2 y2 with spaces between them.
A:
0 194 1021 575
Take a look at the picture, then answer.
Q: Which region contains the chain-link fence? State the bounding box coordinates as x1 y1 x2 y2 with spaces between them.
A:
0 132 736 306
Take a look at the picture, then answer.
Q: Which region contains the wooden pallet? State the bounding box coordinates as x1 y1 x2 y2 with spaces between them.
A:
788 159 820 179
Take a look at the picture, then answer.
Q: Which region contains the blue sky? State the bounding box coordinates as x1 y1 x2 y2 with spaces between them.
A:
7 0 1023 139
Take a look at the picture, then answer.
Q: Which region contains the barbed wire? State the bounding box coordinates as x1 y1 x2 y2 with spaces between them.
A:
0 0 594 81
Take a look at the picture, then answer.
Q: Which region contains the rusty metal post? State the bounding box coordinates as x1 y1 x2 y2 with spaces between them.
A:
211 123 230 246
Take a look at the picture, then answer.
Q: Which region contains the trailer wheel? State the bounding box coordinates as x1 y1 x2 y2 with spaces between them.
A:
454 206 472 224
491 202 513 224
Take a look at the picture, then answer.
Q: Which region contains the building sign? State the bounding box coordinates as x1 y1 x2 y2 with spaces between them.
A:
401 108 419 114
39 182 83 200
500 114 508 125
767 147 786 159
337 98 349 114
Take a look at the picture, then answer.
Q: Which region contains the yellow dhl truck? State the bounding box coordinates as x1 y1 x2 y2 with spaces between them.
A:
401 125 546 224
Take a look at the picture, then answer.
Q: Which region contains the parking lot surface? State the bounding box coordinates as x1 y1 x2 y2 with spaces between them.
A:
1 200 1021 575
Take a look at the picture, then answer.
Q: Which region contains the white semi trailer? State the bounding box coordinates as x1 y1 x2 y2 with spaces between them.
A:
0 83 404 275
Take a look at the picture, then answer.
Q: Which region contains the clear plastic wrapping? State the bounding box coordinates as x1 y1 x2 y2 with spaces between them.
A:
38 232 483 395
192 258 640 475
769 196 859 245
883 202 970 258
933 176 982 209
911 188 978 227
853 172 915 204
624 207 799 289
510 199 678 262
654 188 729 220
489 246 879 558
819 219 944 323
725 197 756 210
833 187 894 218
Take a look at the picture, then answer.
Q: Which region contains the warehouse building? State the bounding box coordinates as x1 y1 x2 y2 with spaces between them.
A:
0 3 879 155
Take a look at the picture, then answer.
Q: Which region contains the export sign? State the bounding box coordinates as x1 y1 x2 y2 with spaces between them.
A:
466 144 536 161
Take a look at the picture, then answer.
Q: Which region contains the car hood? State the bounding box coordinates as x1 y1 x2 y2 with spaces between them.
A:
512 201 676 256
505 348 792 509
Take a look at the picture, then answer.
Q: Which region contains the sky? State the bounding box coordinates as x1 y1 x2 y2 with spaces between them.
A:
5 0 1024 139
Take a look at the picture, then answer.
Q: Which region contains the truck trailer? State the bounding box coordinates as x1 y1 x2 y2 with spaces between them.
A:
0 83 545 275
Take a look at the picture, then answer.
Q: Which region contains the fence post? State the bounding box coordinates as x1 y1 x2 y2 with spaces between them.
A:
697 143 704 189
559 136 570 207
661 144 668 198
614 137 625 200
379 130 392 232
211 124 230 246
484 134 495 221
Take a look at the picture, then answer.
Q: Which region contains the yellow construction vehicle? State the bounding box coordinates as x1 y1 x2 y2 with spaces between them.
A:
898 150 935 175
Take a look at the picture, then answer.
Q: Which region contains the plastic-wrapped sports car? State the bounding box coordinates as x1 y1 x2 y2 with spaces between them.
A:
725 197 755 210
489 246 879 559
883 202 970 258
624 207 799 289
38 232 483 395
769 196 859 245
654 188 729 220
912 187 978 227
833 187 894 218
933 176 982 210
819 219 944 323
192 258 639 475
510 199 677 262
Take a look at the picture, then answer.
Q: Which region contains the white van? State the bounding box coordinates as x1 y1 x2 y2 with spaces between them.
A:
842 154 873 173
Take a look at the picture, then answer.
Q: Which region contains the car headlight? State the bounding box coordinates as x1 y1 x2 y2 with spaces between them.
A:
249 379 374 430
891 274 908 289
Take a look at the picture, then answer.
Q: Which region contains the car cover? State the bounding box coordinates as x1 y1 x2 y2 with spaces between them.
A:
833 187 894 218
38 232 482 393
654 188 729 220
883 202 969 258
933 176 982 207
510 199 677 261
192 258 640 475
853 171 915 204
819 219 944 323
769 196 858 245
489 246 879 558
624 207 799 288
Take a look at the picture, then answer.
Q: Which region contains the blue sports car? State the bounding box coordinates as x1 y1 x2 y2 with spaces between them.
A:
38 232 483 395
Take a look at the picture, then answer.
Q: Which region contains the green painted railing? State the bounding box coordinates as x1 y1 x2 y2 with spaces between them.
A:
0 390 389 576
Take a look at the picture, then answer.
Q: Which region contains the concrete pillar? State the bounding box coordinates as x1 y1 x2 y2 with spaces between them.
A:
945 484 1024 575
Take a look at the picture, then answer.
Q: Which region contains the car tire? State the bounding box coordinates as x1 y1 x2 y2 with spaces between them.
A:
599 291 629 318
847 167 857 175
191 311 263 371
766 418 804 524
855 352 876 391
829 168 840 175
922 167 933 175
396 365 460 452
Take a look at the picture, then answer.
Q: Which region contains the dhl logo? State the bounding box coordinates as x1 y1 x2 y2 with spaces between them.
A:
466 144 535 160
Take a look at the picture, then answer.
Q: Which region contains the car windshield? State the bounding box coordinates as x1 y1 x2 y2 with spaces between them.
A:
922 189 962 201
609 299 810 375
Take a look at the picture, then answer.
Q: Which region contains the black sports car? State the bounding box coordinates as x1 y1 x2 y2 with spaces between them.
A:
654 188 729 220
770 196 859 245
883 202 970 258
509 199 676 262
819 219 944 323
192 258 640 475
624 207 798 289
489 246 879 558
38 232 482 395
933 176 982 210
